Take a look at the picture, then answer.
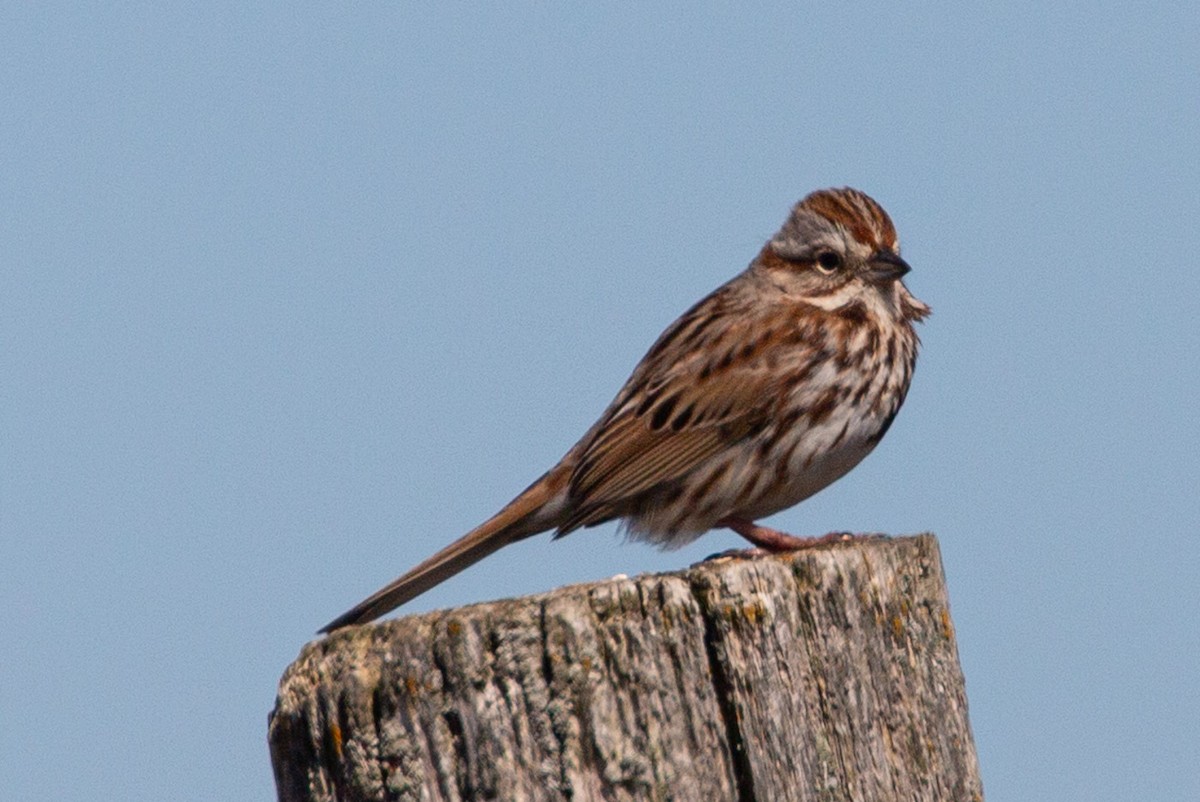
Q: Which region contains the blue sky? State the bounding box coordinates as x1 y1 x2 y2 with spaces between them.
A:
3 4 1198 800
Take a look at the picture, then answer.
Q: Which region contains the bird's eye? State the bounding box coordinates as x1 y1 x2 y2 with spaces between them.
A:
815 251 843 273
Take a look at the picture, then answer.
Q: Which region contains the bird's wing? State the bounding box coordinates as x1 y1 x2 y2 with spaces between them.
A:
560 302 818 531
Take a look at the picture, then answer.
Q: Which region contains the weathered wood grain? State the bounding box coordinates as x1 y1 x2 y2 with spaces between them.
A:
269 534 982 801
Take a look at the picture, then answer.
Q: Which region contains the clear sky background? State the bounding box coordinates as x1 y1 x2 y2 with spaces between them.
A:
4 5 1198 801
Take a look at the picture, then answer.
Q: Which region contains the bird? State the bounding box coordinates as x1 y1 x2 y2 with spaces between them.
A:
321 187 929 632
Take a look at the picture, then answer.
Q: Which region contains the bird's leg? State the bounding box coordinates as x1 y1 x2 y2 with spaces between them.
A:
718 517 854 552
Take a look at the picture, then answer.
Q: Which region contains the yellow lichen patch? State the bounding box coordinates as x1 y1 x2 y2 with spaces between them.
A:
329 721 343 759
405 675 420 696
742 600 768 625
858 590 872 608
941 608 954 640
580 656 593 672
891 614 905 638
446 619 463 637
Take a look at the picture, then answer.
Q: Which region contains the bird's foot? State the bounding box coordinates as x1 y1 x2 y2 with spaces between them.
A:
718 517 859 552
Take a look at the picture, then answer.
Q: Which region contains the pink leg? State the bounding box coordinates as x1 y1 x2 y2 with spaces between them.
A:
718 517 853 552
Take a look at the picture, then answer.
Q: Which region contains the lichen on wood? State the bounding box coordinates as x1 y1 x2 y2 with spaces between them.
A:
269 534 982 802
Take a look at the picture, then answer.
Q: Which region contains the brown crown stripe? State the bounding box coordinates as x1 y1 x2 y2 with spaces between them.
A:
799 188 897 252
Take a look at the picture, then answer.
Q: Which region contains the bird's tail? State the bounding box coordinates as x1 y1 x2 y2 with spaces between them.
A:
319 467 568 633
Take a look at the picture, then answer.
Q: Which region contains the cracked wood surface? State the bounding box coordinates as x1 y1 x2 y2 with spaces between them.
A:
269 534 982 802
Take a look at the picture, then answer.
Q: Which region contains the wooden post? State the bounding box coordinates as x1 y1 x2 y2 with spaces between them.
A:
269 534 982 801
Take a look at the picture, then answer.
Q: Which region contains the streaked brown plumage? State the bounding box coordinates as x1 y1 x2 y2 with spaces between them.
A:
321 187 930 632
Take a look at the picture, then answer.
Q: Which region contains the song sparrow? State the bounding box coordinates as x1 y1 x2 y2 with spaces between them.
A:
321 187 929 632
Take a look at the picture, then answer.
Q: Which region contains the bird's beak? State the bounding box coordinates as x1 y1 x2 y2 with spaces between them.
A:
866 250 911 283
